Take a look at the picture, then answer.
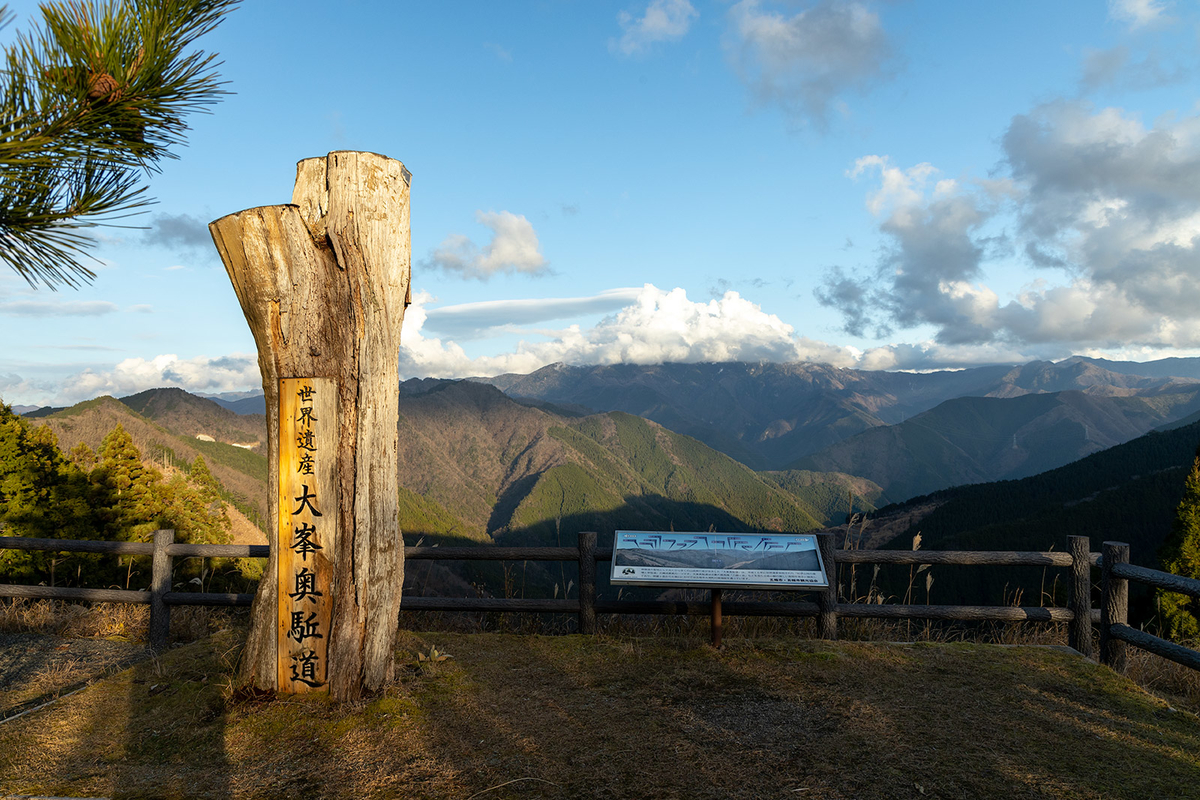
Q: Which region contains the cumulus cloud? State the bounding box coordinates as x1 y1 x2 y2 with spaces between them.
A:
725 0 892 129
399 284 862 378
611 0 698 56
51 354 261 406
423 211 549 280
819 102 1200 354
1109 0 1169 29
1000 101 1200 346
816 156 1000 343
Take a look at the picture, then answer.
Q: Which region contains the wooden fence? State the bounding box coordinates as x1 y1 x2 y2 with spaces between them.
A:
1 531 1198 674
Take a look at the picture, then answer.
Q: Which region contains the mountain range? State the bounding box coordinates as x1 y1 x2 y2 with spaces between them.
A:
20 381 879 541
15 356 1200 608
19 355 1200 509
479 357 1200 498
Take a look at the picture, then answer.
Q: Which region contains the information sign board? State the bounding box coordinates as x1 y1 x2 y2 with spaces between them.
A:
610 530 828 590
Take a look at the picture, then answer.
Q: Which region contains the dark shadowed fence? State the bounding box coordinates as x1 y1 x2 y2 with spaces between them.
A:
2 532 1198 673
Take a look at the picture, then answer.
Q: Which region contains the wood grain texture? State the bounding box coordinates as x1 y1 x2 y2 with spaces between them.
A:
1100 541 1130 674
210 151 411 700
577 531 597 634
1109 624 1200 671
149 529 174 651
832 550 1075 567
1111 561 1200 598
277 378 338 693
817 533 837 640
1068 535 1094 658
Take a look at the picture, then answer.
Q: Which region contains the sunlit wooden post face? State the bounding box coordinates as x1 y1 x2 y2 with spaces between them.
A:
277 377 338 693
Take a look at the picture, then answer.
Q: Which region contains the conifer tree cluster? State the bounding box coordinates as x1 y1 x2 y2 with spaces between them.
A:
0 0 237 288
1159 452 1200 641
0 403 233 587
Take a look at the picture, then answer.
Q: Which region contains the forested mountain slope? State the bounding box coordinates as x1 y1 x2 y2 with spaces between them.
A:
119 387 264 450
862 418 1200 613
393 381 878 545
481 360 1198 471
794 388 1200 501
28 396 268 524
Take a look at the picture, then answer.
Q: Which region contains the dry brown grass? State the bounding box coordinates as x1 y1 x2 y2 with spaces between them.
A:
2 630 1199 799
1127 644 1200 713
0 598 243 643
0 599 148 639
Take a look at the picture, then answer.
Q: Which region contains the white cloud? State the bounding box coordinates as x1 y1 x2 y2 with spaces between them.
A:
1109 0 1169 29
725 0 892 129
819 102 1200 354
400 284 863 378
0 300 119 316
612 0 698 56
50 353 261 406
818 156 998 342
423 211 549 280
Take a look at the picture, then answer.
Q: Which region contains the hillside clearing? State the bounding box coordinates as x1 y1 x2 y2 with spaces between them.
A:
1 631 1198 799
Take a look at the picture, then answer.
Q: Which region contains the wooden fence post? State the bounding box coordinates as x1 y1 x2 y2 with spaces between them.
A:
817 533 838 640
149 529 174 651
1100 541 1129 673
578 531 597 635
1068 535 1093 659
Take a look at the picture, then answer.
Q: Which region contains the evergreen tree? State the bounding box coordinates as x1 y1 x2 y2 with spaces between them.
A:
1 0 237 287
156 455 229 545
1159 452 1200 641
0 402 103 582
94 422 162 540
67 440 96 470
187 453 230 540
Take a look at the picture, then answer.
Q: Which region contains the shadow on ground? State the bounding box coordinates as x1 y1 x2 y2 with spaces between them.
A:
1 631 1199 799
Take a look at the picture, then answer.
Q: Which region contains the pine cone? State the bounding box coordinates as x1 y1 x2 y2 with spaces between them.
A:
87 71 120 100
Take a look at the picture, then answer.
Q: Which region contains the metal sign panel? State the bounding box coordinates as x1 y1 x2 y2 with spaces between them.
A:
610 530 828 590
277 377 338 693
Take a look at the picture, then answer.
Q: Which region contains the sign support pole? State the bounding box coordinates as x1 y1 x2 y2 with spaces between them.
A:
711 588 723 648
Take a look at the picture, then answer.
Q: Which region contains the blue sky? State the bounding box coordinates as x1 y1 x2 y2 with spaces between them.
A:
2 0 1199 406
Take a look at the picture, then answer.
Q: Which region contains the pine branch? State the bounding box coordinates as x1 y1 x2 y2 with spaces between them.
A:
0 0 239 289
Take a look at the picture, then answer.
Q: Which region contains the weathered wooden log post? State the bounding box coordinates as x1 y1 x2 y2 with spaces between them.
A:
1067 535 1093 658
149 529 174 651
817 532 838 640
577 531 597 635
1100 541 1130 674
209 151 412 701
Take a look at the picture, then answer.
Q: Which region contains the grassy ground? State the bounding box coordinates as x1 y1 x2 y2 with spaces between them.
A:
2 630 1199 800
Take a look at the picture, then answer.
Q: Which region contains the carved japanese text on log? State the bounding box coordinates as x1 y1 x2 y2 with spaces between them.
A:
278 378 337 693
209 151 411 701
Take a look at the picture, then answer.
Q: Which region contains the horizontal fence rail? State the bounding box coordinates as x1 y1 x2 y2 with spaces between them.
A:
0 531 266 649
1097 540 1200 675
2 532 1196 673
